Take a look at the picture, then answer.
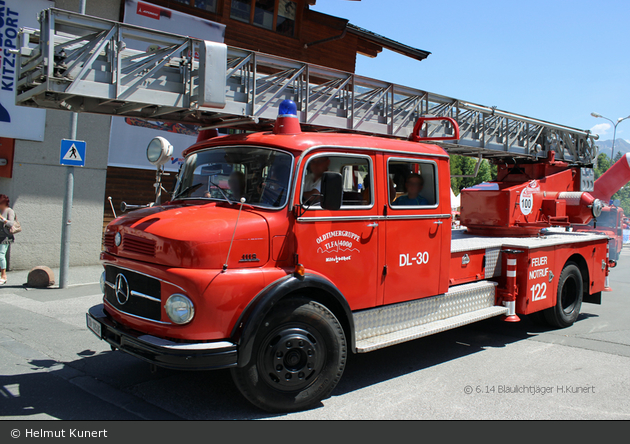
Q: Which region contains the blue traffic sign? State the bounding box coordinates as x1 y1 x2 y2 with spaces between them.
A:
60 139 86 167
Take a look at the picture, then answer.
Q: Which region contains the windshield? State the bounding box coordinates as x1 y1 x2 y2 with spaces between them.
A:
174 146 293 208
587 209 618 228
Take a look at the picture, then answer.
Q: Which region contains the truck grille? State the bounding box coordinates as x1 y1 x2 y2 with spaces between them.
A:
103 232 115 249
122 235 156 256
104 266 162 322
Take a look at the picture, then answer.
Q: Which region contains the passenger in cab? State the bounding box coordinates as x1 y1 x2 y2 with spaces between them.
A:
392 173 428 206
361 174 371 204
302 156 330 202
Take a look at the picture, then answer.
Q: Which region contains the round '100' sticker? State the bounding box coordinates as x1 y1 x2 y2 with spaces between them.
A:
520 191 533 215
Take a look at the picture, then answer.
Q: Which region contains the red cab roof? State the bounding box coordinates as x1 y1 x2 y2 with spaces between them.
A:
183 131 449 159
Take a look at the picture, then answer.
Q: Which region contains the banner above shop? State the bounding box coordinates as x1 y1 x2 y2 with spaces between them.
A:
0 0 52 141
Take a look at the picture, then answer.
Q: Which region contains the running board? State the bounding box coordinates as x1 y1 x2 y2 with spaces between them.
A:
353 280 506 353
355 306 508 352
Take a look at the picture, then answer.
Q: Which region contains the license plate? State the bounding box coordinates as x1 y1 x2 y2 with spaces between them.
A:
86 314 102 338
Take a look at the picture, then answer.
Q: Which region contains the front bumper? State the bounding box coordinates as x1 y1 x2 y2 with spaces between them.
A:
87 304 237 370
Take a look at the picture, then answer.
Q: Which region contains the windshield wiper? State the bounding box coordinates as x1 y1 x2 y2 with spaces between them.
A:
208 180 233 205
173 183 203 200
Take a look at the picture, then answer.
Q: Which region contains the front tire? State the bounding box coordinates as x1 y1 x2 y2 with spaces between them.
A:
231 297 347 412
543 262 583 328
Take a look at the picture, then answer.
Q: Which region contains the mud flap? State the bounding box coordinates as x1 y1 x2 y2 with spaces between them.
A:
583 291 602 305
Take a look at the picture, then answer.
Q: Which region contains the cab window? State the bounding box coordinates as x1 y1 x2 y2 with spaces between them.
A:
388 159 437 208
301 154 373 208
174 146 293 208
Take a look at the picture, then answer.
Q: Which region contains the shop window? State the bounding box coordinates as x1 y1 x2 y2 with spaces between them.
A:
172 0 218 13
276 0 296 36
230 0 297 37
231 0 252 22
254 0 275 30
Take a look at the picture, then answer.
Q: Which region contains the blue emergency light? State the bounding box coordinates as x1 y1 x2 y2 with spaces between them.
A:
278 99 298 118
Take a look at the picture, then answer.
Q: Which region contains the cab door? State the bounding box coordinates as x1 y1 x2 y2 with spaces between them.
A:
294 151 381 311
382 155 448 305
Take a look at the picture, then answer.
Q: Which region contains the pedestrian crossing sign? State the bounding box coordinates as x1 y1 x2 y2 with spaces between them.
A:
60 139 86 167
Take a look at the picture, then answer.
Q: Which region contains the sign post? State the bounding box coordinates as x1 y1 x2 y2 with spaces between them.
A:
59 0 87 289
59 126 86 288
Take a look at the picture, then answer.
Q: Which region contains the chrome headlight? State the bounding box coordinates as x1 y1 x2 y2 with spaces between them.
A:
100 271 106 294
165 294 195 325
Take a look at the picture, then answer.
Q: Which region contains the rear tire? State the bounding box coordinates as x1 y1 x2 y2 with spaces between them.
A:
543 262 583 328
231 297 347 412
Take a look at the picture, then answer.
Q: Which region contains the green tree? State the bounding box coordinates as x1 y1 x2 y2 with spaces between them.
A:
449 155 495 195
594 153 611 179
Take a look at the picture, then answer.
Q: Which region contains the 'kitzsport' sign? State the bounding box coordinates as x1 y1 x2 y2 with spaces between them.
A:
0 0 50 141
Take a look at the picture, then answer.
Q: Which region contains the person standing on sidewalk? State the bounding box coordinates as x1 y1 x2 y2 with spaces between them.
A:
0 195 16 284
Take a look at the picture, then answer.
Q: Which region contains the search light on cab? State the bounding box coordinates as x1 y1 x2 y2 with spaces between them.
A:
146 136 173 167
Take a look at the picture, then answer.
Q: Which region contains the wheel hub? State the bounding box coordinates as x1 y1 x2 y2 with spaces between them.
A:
260 327 324 391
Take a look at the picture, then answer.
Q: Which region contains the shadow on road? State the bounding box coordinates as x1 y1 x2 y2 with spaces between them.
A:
0 313 595 419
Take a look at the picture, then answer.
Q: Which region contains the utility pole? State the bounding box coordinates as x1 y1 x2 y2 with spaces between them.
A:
59 0 86 289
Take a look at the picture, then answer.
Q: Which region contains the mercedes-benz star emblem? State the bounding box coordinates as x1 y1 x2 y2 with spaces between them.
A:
115 273 130 305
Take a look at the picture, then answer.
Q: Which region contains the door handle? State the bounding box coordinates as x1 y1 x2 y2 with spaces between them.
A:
367 223 379 228
433 221 443 225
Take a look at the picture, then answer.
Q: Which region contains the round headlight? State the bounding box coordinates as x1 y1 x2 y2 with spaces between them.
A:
146 136 173 167
100 271 106 294
165 294 195 325
114 232 122 247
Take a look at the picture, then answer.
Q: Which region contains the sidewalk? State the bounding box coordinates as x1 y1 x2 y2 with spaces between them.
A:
4 265 103 288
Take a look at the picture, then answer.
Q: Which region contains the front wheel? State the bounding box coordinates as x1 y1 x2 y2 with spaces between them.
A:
231 297 347 412
543 262 583 328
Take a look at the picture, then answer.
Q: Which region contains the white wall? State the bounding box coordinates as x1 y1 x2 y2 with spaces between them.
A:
0 0 122 269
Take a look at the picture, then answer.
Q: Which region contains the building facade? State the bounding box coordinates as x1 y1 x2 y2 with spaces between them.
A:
0 0 428 271
0 0 121 270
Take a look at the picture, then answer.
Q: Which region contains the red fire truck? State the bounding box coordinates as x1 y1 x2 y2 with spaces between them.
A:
84 103 610 412
15 9 614 412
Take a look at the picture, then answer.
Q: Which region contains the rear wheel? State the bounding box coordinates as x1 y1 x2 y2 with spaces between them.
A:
543 262 583 328
231 297 346 412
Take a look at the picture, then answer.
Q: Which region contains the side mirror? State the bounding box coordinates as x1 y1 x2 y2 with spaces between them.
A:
320 172 343 211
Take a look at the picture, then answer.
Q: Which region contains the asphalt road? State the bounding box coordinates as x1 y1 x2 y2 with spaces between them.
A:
1 252 630 420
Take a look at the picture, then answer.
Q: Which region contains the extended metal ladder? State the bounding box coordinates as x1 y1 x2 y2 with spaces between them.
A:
16 8 597 164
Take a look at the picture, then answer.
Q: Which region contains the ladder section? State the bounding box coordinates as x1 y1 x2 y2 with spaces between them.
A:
17 8 596 164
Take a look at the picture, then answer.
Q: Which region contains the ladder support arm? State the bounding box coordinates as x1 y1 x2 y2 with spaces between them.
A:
16 8 597 165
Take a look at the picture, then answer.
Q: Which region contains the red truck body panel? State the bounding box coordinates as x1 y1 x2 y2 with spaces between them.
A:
98 129 609 348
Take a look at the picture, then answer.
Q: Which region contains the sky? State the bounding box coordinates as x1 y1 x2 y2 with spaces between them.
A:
312 0 630 142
